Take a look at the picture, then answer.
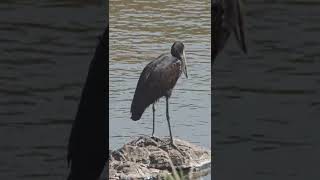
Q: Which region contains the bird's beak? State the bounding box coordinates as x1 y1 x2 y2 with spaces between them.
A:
182 50 188 79
233 0 247 54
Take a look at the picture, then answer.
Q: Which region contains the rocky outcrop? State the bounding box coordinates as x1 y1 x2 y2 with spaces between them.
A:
108 136 211 179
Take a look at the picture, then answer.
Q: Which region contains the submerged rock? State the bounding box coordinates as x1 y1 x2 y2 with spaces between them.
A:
108 136 211 179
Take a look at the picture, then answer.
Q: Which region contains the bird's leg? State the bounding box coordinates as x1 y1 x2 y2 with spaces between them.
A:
151 104 164 145
152 103 155 137
166 97 173 144
165 97 184 155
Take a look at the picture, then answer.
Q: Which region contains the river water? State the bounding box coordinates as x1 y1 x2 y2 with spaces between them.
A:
214 0 320 179
0 1 105 179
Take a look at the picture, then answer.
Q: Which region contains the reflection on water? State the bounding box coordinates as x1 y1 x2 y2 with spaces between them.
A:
214 0 320 179
0 1 104 179
109 0 211 179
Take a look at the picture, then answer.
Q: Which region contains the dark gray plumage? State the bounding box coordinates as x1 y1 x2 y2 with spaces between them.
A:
213 0 247 61
130 41 188 146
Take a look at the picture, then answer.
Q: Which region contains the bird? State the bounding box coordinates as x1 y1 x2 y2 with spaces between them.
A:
213 0 247 62
130 41 188 149
67 27 107 180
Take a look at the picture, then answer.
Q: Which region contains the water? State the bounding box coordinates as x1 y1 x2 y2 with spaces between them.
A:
109 0 211 179
0 1 105 179
214 0 320 179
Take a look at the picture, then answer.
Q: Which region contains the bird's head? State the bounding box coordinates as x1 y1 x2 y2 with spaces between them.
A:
171 41 188 79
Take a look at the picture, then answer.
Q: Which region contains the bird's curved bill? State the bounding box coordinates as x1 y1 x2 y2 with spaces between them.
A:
182 50 188 79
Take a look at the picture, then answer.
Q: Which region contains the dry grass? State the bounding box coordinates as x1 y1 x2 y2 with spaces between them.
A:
165 156 182 180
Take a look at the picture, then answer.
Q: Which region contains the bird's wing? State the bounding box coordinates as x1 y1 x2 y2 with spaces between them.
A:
136 53 168 86
136 60 157 89
135 55 182 95
130 56 164 118
150 58 182 91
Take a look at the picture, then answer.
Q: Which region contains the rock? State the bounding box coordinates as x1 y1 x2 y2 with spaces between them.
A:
108 136 211 179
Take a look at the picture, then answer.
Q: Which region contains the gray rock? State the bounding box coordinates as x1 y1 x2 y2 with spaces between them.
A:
108 136 212 180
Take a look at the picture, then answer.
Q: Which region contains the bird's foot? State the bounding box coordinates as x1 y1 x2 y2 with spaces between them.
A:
150 135 166 146
150 134 159 140
169 141 185 156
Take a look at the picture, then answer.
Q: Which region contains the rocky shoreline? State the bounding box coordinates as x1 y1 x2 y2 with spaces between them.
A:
108 136 212 179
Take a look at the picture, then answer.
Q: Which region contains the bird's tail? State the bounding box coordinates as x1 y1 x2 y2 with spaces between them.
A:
130 95 145 121
130 88 152 121
131 111 142 121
